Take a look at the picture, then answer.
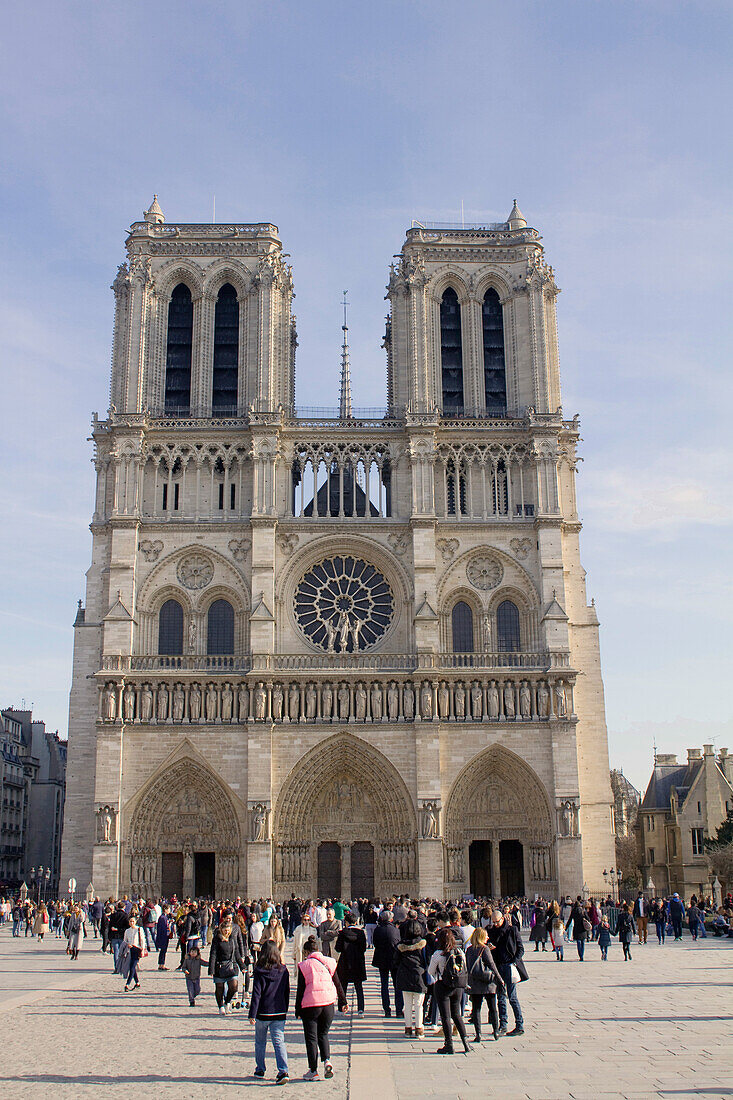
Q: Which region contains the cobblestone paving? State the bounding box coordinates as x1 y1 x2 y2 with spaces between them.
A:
0 927 730 1098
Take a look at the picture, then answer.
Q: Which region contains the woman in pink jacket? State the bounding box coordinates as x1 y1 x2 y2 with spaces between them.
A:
294 934 349 1081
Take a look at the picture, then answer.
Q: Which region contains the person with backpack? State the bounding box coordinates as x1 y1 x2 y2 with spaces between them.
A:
335 914 368 1015
427 926 472 1054
465 927 504 1042
295 934 349 1081
487 909 525 1037
372 910 403 1018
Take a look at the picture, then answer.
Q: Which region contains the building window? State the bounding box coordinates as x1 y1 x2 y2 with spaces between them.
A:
230 483 236 510
697 801 701 814
207 599 235 655
669 832 677 856
496 599 521 651
482 288 507 414
646 815 655 831
648 848 655 864
440 288 463 413
158 599 184 655
212 283 239 414
451 601 474 652
691 828 704 856
164 283 193 415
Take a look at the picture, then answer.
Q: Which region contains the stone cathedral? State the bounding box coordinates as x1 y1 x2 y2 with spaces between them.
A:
60 197 615 903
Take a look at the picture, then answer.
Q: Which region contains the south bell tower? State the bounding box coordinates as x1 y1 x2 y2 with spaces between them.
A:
61 199 614 903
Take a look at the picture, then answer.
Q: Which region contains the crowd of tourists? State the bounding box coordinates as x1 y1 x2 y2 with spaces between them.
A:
1 888 731 1082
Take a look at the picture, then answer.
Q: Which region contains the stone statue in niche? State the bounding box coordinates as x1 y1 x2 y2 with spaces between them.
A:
503 682 516 718
438 682 449 719
487 681 500 719
454 681 466 719
403 682 415 720
221 683 233 722
250 803 268 842
482 613 492 651
189 683 202 721
421 801 440 839
254 682 266 721
122 683 135 721
172 684 185 722
537 681 549 718
554 683 567 717
205 683 217 721
288 683 300 721
420 682 433 720
471 681 483 720
103 684 117 722
96 805 116 844
188 618 197 654
387 682 399 721
338 683 350 720
140 684 153 722
355 682 367 720
305 683 317 720
325 617 337 653
321 682 333 719
272 684 284 721
238 683 248 721
520 681 532 719
370 682 383 720
156 682 168 722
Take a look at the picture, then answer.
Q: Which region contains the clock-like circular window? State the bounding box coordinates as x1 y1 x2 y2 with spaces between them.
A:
294 555 394 652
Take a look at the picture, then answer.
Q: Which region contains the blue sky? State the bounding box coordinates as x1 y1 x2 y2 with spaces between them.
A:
1 1 731 789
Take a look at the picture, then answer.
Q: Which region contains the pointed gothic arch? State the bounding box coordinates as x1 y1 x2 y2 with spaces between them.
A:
273 733 418 896
125 754 242 898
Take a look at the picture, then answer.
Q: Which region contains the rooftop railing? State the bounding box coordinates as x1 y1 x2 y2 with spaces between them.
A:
101 651 570 674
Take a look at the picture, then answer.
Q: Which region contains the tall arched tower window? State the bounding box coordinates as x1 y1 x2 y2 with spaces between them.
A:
164 284 193 415
207 599 235 654
451 601 474 652
496 599 520 651
158 599 184 655
440 287 463 413
482 288 507 414
212 283 239 414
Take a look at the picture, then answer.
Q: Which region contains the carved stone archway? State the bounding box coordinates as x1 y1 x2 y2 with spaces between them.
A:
126 757 242 898
444 745 556 897
273 733 418 898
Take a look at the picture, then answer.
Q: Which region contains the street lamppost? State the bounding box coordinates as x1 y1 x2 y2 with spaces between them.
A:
617 869 623 903
43 868 50 902
602 868 608 899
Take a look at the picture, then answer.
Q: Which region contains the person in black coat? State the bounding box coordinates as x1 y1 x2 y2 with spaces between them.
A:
465 926 504 1042
371 911 404 1018
393 918 428 1037
208 911 246 1014
616 903 636 960
487 910 524 1037
248 940 290 1082
567 899 588 961
529 903 548 951
335 914 367 1014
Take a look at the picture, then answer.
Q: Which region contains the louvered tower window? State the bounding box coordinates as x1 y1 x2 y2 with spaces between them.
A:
482 288 507 414
440 288 463 413
212 283 239 414
164 284 193 415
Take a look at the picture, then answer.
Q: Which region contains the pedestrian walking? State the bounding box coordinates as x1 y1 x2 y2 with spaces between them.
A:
651 898 666 944
633 893 649 944
394 918 429 1038
598 918 612 960
427 926 472 1054
183 943 202 1005
295 934 348 1081
335 913 367 1016
248 940 290 1084
33 904 49 942
156 903 172 969
108 902 130 970
529 902 548 951
616 903 636 960
465 926 504 1043
669 894 685 940
488 909 525 1037
372 910 403 1018
568 897 589 961
208 911 246 1015
67 904 86 960
317 907 342 959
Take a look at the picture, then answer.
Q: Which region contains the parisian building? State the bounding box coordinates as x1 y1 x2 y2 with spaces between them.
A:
60 198 615 901
637 746 733 898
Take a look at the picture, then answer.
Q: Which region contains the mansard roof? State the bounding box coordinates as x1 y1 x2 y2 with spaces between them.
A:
640 757 701 811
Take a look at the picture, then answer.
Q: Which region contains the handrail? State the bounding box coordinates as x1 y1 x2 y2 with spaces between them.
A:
100 651 570 674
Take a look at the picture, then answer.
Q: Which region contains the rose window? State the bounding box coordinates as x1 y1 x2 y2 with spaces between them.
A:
294 555 394 652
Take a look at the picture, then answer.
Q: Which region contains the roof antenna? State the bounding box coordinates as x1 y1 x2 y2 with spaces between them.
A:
653 735 657 766
339 290 352 420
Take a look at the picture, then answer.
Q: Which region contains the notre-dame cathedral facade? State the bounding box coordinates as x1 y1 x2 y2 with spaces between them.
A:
60 197 615 902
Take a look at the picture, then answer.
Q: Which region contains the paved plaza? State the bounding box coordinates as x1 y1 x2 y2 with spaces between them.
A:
0 927 730 1099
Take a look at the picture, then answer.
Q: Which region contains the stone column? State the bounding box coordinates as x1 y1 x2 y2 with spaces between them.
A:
490 839 501 897
340 843 351 900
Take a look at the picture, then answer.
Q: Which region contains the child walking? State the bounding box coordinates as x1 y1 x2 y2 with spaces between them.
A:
598 919 611 960
184 944 202 1006
552 914 565 961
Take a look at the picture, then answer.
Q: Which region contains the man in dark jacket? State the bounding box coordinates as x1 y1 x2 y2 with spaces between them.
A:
669 894 685 940
488 909 524 1037
335 914 368 1015
108 902 130 970
371 911 404 1018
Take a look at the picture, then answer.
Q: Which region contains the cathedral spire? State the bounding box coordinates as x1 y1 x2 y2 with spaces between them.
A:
507 198 526 230
144 194 165 224
339 290 353 419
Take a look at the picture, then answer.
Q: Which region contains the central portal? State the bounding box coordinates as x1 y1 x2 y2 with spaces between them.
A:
350 841 374 898
317 842 341 897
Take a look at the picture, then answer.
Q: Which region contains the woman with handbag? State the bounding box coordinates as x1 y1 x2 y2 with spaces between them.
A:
122 913 146 990
209 911 246 1015
66 904 86 960
295 934 349 1081
568 898 589 961
465 927 504 1042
